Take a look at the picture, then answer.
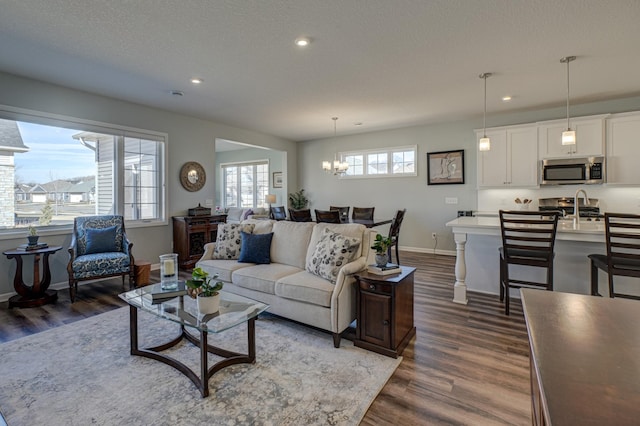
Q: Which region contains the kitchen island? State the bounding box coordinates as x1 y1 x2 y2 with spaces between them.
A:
445 215 638 304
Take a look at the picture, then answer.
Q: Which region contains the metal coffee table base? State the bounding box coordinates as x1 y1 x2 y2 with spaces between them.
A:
128 305 256 397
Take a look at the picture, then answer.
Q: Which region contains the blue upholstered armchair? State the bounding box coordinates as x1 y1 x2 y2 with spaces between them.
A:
67 215 134 302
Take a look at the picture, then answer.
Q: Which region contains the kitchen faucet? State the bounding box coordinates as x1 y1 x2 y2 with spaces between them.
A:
573 188 590 229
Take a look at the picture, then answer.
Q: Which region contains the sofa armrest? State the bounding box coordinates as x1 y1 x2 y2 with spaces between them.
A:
332 256 366 298
198 242 217 262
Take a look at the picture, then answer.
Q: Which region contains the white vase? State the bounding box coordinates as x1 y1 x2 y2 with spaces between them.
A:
197 293 220 315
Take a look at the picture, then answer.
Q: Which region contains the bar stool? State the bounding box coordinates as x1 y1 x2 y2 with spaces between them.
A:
499 210 559 315
588 213 640 299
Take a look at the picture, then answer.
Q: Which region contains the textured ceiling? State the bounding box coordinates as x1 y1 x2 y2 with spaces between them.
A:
0 0 639 142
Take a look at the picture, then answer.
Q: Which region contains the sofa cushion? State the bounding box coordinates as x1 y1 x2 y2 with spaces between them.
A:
306 228 361 284
232 264 303 294
242 219 274 234
270 221 316 268
84 225 118 254
197 259 255 282
275 271 336 308
226 207 245 223
213 223 255 260
238 231 273 264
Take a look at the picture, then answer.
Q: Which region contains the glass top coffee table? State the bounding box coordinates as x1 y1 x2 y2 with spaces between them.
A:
119 284 268 397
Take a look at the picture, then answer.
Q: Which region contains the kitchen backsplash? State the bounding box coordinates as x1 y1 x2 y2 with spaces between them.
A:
477 186 640 214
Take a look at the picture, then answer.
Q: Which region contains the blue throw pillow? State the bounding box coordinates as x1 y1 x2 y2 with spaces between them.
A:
84 226 119 254
238 231 273 264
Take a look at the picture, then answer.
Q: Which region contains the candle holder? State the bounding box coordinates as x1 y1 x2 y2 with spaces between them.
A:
159 253 179 290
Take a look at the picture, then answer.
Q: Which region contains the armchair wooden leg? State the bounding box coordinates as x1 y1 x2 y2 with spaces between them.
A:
69 280 77 303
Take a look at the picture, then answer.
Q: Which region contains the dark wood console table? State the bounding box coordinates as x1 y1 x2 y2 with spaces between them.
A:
354 266 416 358
522 289 640 425
172 215 227 270
3 245 63 308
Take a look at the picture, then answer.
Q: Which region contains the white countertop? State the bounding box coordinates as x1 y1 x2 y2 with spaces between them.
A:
446 216 605 243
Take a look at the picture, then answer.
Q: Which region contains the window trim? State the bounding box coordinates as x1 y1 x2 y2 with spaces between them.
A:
339 144 418 179
0 103 168 239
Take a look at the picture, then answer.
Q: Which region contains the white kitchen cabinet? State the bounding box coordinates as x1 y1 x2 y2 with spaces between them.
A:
477 125 538 188
606 112 640 184
538 115 607 158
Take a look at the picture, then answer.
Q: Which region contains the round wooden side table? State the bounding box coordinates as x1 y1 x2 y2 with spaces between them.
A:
3 245 63 308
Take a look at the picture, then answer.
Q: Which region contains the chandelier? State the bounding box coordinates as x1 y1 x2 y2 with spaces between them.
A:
322 117 349 175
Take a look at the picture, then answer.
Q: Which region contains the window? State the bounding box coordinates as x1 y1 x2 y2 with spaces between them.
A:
343 145 417 178
222 161 269 208
0 106 166 233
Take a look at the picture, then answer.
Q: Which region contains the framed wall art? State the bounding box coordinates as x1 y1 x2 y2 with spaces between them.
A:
427 149 464 185
272 172 283 188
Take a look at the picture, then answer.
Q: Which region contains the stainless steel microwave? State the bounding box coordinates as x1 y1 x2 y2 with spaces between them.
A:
540 156 605 185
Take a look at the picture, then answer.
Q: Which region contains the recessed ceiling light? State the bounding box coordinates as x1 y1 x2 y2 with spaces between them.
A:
294 37 311 47
502 95 512 102
170 90 184 96
190 78 203 84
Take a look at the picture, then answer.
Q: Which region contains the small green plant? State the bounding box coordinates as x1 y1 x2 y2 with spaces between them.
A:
288 189 309 210
28 225 38 236
185 267 223 297
371 234 393 254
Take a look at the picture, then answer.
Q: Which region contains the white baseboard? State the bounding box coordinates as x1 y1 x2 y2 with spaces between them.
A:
399 245 456 257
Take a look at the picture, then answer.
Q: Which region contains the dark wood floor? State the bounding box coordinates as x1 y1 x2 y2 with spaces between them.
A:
0 252 530 425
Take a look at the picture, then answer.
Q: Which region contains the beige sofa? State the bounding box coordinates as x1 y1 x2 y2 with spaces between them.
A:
196 219 375 347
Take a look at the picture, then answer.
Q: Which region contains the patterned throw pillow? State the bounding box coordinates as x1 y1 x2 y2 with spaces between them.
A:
213 223 255 260
306 228 361 284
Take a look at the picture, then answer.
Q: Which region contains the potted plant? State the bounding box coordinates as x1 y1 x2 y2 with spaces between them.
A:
27 225 39 246
371 234 393 267
186 267 224 314
288 189 309 210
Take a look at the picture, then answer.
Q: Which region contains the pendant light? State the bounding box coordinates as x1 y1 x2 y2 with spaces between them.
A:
322 117 349 175
479 72 492 151
560 56 577 146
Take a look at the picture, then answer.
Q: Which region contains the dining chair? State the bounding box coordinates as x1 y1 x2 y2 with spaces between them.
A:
315 209 342 224
499 210 559 315
352 207 375 221
67 215 135 302
387 209 406 265
288 209 313 222
588 213 640 300
270 206 287 221
329 206 350 223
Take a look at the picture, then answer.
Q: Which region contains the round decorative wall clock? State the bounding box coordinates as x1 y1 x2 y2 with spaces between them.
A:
180 161 206 192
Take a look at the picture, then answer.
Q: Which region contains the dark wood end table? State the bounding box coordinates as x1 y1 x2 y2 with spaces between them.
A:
3 245 63 308
354 266 416 358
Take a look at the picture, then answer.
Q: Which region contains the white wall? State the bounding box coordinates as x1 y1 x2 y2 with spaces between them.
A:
0 71 297 299
298 95 640 253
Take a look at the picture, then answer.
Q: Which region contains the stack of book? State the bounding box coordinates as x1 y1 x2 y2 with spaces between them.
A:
142 282 188 303
17 243 49 251
367 263 402 275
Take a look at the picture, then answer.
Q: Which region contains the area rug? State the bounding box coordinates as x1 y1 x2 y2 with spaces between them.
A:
0 307 401 425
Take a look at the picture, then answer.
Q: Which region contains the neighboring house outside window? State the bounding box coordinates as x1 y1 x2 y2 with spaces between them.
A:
0 107 166 232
